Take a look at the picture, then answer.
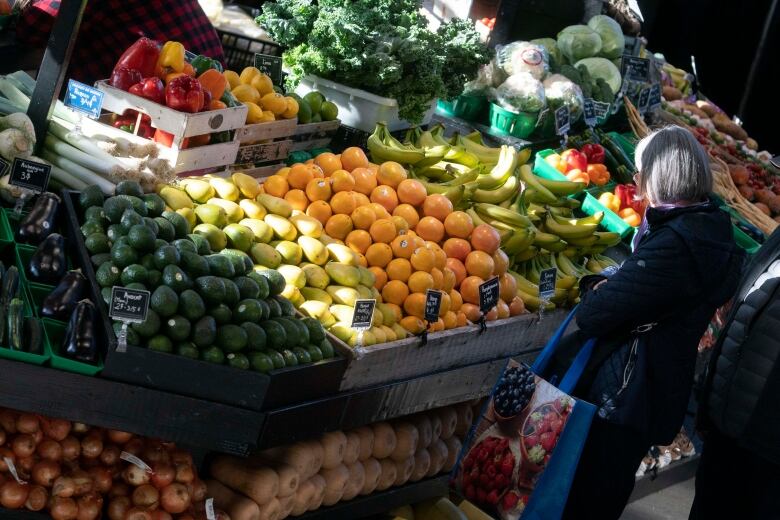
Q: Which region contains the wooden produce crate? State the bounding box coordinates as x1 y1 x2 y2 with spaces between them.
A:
337 309 570 391
95 80 247 173
234 118 297 167
291 119 340 152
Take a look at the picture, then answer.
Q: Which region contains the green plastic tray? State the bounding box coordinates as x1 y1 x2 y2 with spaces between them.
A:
0 283 48 365
42 318 103 376
0 209 12 242
607 131 637 158
437 95 488 122
489 103 537 139
731 223 761 254
579 192 634 238
15 243 71 290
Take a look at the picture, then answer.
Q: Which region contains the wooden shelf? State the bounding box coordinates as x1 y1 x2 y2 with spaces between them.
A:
0 359 264 456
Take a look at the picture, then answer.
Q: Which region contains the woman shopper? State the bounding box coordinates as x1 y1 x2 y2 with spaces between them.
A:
560 125 744 519
690 228 780 519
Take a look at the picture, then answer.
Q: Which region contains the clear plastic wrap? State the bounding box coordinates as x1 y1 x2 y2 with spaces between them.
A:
495 73 547 114
463 59 506 95
495 42 550 81
543 74 584 121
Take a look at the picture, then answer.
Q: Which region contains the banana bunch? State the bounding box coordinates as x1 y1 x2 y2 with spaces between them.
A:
367 122 426 165
662 63 693 96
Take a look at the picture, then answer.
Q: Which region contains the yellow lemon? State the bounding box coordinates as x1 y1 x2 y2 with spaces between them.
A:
282 96 299 119
239 66 261 85
244 102 264 124
223 70 240 90
251 74 274 96
232 84 259 104
260 93 288 116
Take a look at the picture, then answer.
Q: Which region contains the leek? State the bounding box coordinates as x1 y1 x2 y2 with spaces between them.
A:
41 149 115 194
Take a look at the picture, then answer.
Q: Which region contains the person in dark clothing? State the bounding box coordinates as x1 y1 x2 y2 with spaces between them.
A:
562 126 744 520
690 228 780 519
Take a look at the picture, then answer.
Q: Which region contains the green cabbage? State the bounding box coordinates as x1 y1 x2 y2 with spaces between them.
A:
575 57 622 95
587 15 625 59
530 38 562 70
556 25 602 63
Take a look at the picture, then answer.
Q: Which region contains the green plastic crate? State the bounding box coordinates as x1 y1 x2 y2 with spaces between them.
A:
731 223 761 254
489 103 537 139
42 318 103 376
437 95 488 122
0 282 48 365
579 192 634 238
0 209 12 242
15 243 71 290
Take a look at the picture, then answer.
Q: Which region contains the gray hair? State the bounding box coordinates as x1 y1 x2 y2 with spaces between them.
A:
634 125 712 205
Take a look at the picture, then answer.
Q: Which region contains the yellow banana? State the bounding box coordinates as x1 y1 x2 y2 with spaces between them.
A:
367 123 425 164
456 134 501 165
518 164 557 203
550 211 605 227
471 175 519 204
444 145 481 168
503 227 535 254
475 145 517 189
535 176 587 196
564 235 599 247
466 208 489 227
474 202 533 228
544 215 598 239
593 231 622 246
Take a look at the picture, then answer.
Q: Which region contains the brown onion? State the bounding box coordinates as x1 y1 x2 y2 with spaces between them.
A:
0 410 17 433
50 496 78 520
11 434 35 458
150 463 175 489
69 471 93 496
76 492 103 520
0 481 29 509
100 444 120 466
125 508 152 520
123 464 151 486
71 423 89 434
132 484 159 509
170 450 193 466
160 482 190 514
17 455 36 478
31 459 60 486
85 466 112 494
107 496 131 520
0 429 6 447
80 435 103 459
61 436 81 461
150 510 173 520
188 479 207 502
16 414 39 434
0 448 13 471
37 439 62 461
106 430 133 445
143 442 166 464
41 418 71 441
24 484 47 511
174 463 194 484
53 476 75 498
109 481 130 498
123 438 145 456
31 429 43 445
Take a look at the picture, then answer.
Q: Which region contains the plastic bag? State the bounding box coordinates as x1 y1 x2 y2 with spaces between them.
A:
496 42 550 81
543 74 585 121
463 60 505 95
495 73 546 114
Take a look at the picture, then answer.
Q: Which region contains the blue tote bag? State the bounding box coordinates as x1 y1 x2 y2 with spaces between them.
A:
452 307 597 520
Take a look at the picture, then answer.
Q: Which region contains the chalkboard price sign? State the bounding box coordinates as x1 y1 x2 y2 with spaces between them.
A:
593 101 611 119
583 98 597 126
109 287 150 323
0 157 9 178
539 268 558 300
424 290 443 323
254 54 283 86
555 106 571 136
479 277 500 313
638 87 651 114
622 55 650 82
10 158 51 193
648 83 662 110
351 299 376 329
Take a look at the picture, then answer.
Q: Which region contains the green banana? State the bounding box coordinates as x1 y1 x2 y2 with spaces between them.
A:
514 246 538 262
564 235 599 247
367 123 425 165
544 215 598 239
503 228 535 255
592 232 622 247
456 134 501 165
463 130 484 144
550 211 605 227
472 175 519 204
535 175 587 196
474 202 533 228
465 208 488 227
518 165 557 203
475 145 517 189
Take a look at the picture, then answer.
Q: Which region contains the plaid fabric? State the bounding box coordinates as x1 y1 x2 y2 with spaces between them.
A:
17 0 225 85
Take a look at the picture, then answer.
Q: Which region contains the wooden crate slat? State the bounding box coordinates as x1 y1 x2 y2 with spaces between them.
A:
162 140 240 171
290 137 333 152
236 139 292 164
294 119 340 136
235 118 298 144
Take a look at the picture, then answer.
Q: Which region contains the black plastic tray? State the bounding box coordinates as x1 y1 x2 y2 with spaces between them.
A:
62 190 347 411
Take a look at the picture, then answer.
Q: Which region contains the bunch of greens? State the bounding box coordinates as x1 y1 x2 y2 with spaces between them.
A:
256 0 491 123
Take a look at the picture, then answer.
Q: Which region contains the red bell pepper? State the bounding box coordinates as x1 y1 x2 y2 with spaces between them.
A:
581 143 605 164
113 37 160 79
154 129 189 149
128 77 165 104
615 184 644 214
560 149 588 172
164 76 205 113
110 67 142 91
200 90 212 112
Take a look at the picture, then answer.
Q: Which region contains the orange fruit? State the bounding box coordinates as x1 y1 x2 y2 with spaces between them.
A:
493 249 509 276
352 168 377 195
345 230 372 254
288 163 315 190
460 276 484 305
263 174 289 198
385 303 403 323
429 318 445 332
275 166 290 179
368 163 380 173
509 296 526 316
400 315 425 334
446 258 467 288
306 200 332 226
352 192 370 207
403 293 426 319
351 206 376 230
369 266 388 290
416 216 445 243
369 203 391 220
324 214 353 240
442 238 471 262
471 224 501 254
386 258 412 282
382 280 409 306
444 211 474 239
461 303 481 323
443 311 457 329
377 161 407 188
422 194 454 221
369 219 397 244
456 311 468 327
486 308 498 321
408 271 434 293
440 292 452 315
314 152 342 176
284 189 309 211
465 251 495 279
496 299 510 319
341 147 369 172
305 178 332 202
310 164 325 178
499 272 517 302
442 267 456 292
365 243 393 268
330 191 357 215
391 216 410 235
391 235 415 259
330 170 355 192
356 253 367 267
449 289 463 312
410 247 435 272
431 267 444 290
427 243 446 269
396 179 427 206
393 204 420 229
370 185 399 213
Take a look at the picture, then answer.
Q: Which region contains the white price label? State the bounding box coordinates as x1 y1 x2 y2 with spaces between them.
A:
206 498 216 520
120 451 153 473
4 457 26 484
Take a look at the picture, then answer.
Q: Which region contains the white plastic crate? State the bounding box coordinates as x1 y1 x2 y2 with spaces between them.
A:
294 75 436 133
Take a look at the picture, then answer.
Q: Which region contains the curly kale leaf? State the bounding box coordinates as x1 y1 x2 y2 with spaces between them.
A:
255 0 318 48
437 18 492 100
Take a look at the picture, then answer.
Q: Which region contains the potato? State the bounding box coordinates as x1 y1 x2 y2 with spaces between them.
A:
341 462 365 502
290 479 315 517
454 404 473 437
437 408 457 440
320 432 346 470
360 459 381 496
211 456 279 506
410 449 431 482
319 465 348 507
376 459 397 491
307 475 326 512
302 441 324 479
257 497 281 520
443 437 462 472
370 423 396 460
206 479 261 520
277 494 294 519
426 440 447 477
410 415 432 449
343 432 360 466
429 414 442 443
390 422 418 462
353 427 374 462
392 456 414 487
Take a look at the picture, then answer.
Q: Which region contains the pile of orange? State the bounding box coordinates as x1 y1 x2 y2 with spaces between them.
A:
261 147 526 338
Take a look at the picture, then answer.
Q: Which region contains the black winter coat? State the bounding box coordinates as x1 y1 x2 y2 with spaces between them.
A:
575 201 744 444
702 228 780 465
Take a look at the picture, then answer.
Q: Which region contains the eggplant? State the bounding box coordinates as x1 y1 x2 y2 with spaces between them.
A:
28 233 67 285
6 298 22 350
62 299 97 363
41 270 86 321
0 265 19 309
16 192 60 245
23 317 43 354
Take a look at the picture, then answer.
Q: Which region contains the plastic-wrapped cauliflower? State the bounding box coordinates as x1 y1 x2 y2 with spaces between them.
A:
543 74 584 121
495 41 549 80
463 59 507 95
495 73 546 114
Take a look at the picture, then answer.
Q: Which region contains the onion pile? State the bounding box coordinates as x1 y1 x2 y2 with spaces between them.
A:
0 408 228 520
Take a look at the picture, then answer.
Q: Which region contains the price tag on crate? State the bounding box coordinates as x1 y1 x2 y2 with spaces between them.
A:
254 53 283 86
638 87 651 115
583 98 597 127
65 79 104 119
539 267 557 302
424 289 443 323
554 106 571 137
479 276 500 314
110 286 150 352
10 157 50 193
648 83 662 111
205 498 216 520
621 55 650 82
236 140 291 164
351 298 376 348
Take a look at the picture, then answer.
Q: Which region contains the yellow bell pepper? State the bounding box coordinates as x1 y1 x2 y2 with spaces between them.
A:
223 70 241 90
239 66 262 85
244 102 264 124
231 84 260 104
158 41 185 73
